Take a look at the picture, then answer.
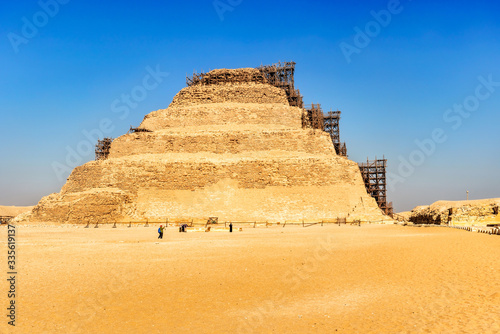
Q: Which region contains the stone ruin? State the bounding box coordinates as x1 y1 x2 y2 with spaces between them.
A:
409 198 500 226
21 67 389 224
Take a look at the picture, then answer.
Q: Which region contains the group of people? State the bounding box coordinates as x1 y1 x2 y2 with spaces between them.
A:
157 223 191 238
157 222 234 238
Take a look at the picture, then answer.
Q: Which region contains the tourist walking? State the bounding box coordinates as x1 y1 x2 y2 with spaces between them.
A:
158 225 164 239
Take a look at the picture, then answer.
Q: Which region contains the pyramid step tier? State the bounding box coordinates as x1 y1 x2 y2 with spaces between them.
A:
169 83 289 107
64 153 361 194
110 128 336 158
31 154 385 224
139 103 303 131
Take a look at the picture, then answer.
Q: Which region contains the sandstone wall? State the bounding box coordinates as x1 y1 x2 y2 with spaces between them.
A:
190 68 267 85
169 83 289 107
109 129 335 158
140 103 302 131
133 180 383 223
27 154 385 224
60 154 361 194
30 190 131 223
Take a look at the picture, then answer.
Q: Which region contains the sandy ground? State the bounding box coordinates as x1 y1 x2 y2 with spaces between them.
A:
0 223 499 334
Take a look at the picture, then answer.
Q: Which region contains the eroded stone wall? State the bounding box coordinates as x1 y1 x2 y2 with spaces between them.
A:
109 129 334 158
409 199 500 226
60 155 361 194
169 83 289 107
29 156 382 224
140 103 303 131
189 68 268 85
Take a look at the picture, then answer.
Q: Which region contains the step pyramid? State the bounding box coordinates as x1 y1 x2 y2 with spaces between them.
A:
25 68 388 223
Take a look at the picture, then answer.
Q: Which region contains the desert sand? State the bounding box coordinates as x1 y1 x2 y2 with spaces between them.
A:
0 206 33 217
1 223 499 333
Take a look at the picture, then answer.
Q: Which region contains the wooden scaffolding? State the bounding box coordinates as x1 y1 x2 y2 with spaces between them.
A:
358 158 393 216
323 110 347 157
304 103 325 130
95 137 113 161
186 61 304 107
186 69 266 86
186 71 205 86
128 126 152 133
257 61 304 108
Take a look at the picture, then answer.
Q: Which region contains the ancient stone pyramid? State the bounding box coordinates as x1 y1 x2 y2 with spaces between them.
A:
26 68 387 223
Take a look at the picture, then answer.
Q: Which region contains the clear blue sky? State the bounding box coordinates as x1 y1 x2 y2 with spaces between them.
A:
1 0 499 212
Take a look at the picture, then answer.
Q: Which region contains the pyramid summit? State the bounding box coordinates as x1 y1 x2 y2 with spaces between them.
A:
24 66 388 224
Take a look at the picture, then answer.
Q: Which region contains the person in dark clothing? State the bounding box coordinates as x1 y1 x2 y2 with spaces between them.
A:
229 223 233 233
158 225 164 239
